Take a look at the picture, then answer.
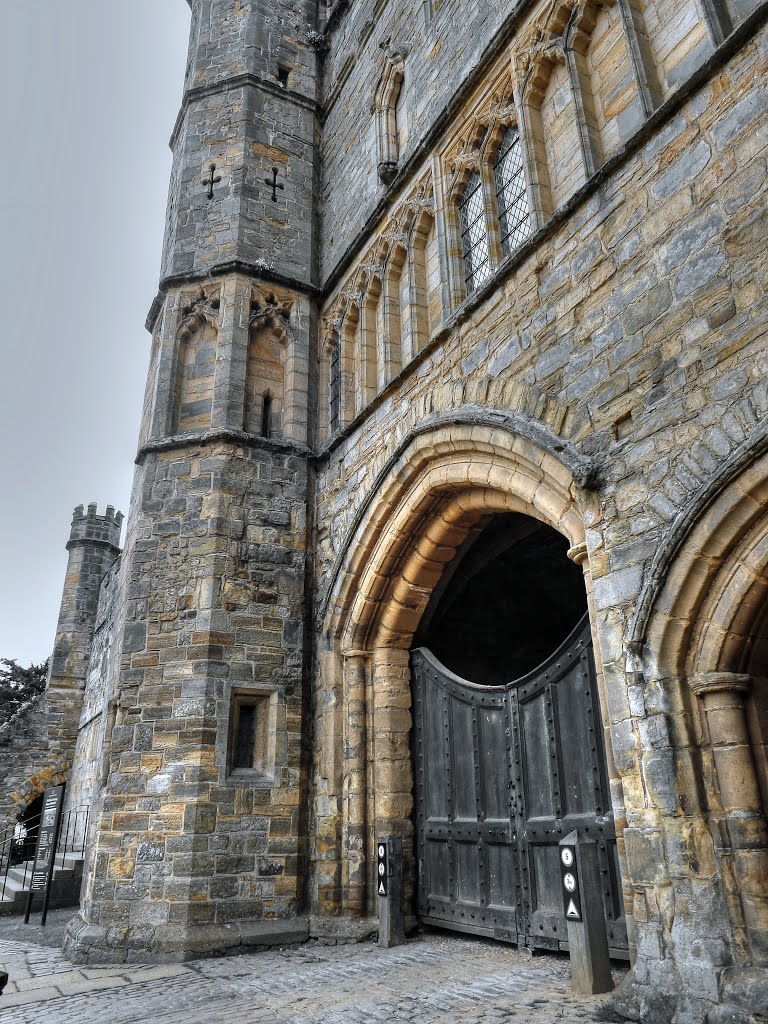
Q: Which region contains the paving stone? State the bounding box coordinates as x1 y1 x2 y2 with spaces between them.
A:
0 931 626 1024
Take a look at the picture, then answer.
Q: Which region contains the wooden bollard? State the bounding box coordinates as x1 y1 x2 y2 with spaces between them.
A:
559 830 614 995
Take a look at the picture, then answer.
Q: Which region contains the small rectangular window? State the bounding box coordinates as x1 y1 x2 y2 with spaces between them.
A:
277 64 290 89
234 703 257 769
228 692 276 778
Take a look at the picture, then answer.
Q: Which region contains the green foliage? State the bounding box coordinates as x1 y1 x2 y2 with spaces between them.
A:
0 658 48 723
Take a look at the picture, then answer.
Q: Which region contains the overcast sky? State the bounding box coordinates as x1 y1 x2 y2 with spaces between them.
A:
0 4 191 665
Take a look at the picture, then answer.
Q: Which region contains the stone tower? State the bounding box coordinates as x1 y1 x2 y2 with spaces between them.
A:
48 505 124 796
65 0 319 961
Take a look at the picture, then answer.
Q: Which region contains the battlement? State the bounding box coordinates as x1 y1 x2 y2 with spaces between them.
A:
67 503 124 551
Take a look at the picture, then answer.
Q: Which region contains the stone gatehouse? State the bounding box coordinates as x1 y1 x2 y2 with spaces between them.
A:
2 0 767 1020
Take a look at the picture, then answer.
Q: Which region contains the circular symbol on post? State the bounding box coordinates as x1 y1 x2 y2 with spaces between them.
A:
561 848 574 868
378 845 385 858
563 872 576 892
378 863 385 876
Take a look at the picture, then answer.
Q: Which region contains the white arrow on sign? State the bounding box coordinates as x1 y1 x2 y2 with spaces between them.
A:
566 899 580 919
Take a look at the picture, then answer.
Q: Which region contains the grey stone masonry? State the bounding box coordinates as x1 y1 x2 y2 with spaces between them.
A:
160 0 320 287
0 506 123 826
65 0 317 964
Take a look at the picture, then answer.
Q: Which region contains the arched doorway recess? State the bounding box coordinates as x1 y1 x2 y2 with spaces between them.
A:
641 448 768 971
319 422 629 952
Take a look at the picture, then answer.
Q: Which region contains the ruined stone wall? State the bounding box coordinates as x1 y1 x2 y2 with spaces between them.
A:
0 506 123 829
64 557 124 824
311 4 768 1019
0 694 55 827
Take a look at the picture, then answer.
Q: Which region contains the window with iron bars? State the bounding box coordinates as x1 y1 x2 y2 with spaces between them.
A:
459 170 491 295
494 127 531 256
329 340 341 434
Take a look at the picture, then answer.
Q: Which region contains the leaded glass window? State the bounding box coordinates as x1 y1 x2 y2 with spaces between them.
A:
459 171 491 294
494 127 530 255
329 340 340 434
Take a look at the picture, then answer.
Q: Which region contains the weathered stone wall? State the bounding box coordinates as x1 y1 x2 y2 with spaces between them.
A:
318 0 762 284
64 0 318 962
66 429 310 962
311 5 768 1021
0 694 55 827
0 506 123 829
64 557 124 827
160 0 319 284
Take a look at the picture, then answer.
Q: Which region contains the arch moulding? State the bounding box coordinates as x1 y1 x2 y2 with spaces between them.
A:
315 419 625 923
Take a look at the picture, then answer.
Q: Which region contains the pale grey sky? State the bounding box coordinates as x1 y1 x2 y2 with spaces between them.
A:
0 3 191 665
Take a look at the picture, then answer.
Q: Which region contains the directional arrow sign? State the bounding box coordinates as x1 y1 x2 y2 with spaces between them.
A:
560 845 582 921
377 840 388 897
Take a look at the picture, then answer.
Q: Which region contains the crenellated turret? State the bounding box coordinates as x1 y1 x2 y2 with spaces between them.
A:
67 503 124 552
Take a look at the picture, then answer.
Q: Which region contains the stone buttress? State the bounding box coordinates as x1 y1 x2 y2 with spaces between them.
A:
65 0 319 962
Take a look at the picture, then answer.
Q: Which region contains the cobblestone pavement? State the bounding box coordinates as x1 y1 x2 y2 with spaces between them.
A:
0 916 627 1023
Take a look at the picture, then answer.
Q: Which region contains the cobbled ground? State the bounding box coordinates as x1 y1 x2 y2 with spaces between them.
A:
0 912 627 1023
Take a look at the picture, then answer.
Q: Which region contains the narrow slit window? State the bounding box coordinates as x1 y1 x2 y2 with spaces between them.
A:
459 171 491 294
329 341 340 434
233 703 257 769
494 127 531 256
277 64 290 89
261 390 272 438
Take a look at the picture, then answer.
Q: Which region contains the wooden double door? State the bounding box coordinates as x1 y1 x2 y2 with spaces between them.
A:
412 615 628 956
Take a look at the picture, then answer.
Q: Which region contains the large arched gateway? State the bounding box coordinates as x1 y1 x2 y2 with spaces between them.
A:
317 420 630 957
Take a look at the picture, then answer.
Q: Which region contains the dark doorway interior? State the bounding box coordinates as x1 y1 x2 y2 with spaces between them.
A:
415 512 588 684
11 793 43 865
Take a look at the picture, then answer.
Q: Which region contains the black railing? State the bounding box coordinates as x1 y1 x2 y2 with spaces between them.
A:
0 806 90 902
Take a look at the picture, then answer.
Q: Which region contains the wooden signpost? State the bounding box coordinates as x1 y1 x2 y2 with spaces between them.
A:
377 836 406 948
559 830 614 995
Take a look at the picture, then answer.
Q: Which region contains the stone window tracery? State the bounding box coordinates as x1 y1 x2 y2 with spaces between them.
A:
459 171 492 293
493 126 531 256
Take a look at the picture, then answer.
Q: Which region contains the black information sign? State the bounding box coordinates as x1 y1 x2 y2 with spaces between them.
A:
560 844 583 922
24 784 65 926
377 840 388 897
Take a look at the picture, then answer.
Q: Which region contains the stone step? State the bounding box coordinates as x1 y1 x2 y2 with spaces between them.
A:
0 857 84 909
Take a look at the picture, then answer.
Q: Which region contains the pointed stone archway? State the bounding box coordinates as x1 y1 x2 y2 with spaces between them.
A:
620 444 768 1017
314 420 628 947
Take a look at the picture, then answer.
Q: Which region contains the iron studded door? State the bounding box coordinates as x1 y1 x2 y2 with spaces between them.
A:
412 614 628 955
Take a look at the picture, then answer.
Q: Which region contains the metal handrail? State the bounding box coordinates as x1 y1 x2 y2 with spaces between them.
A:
0 805 90 902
